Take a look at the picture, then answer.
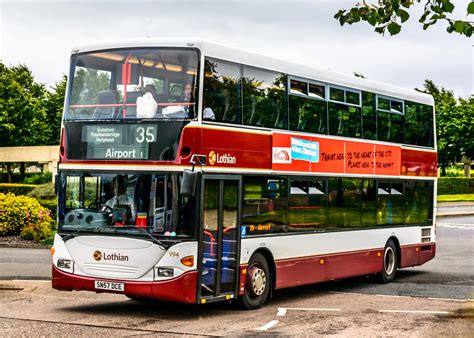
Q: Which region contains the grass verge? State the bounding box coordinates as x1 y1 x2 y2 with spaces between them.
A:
437 194 474 203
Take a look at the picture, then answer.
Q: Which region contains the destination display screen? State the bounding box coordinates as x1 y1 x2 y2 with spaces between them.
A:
82 124 157 160
64 121 190 161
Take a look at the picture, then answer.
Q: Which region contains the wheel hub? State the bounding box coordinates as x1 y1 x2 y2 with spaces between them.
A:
247 265 266 297
384 247 395 275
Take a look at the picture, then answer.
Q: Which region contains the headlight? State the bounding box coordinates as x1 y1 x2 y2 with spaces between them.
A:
57 259 73 271
156 267 174 278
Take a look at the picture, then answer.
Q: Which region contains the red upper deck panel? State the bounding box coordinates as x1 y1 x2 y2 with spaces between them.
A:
60 124 437 177
401 148 437 177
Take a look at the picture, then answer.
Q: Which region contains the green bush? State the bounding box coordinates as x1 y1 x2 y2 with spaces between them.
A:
0 192 55 241
27 183 56 200
27 183 58 219
0 183 37 195
22 172 52 184
438 177 474 195
37 199 58 220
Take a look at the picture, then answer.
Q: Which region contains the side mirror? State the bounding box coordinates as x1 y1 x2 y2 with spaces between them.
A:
181 169 198 197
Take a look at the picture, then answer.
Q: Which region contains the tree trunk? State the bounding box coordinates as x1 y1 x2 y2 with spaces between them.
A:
6 163 12 183
20 163 26 181
440 163 447 177
462 156 471 177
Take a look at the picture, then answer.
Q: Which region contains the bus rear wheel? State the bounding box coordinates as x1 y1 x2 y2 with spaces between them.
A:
240 253 271 310
380 239 398 283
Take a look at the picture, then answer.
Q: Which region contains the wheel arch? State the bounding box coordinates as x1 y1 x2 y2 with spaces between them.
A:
387 236 401 268
249 248 276 298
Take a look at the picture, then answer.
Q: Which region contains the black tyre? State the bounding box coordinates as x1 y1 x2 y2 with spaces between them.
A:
240 253 271 310
380 239 398 283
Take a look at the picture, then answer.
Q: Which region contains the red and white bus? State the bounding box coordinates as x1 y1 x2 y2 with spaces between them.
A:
52 39 437 309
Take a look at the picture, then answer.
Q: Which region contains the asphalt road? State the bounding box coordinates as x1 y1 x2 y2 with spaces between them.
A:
0 215 472 298
0 247 51 280
437 203 474 216
0 215 472 335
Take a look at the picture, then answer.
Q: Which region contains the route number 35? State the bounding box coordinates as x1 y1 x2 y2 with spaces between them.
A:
136 126 155 143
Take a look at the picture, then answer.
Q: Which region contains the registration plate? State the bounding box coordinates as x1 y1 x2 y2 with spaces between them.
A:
94 281 124 292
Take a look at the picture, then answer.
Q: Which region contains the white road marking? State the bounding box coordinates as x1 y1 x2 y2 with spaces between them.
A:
378 310 450 315
336 292 470 303
427 297 472 303
277 307 341 316
376 294 413 299
256 320 279 331
437 223 473 229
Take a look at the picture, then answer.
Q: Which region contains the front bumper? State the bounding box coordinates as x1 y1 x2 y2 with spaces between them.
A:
52 265 197 304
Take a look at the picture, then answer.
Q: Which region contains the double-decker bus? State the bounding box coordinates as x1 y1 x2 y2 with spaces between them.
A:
52 39 437 309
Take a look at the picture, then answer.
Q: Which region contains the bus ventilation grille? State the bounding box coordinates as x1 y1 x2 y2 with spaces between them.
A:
421 228 431 243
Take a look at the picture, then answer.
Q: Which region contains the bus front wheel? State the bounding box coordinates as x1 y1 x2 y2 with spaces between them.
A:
240 253 271 310
380 239 398 283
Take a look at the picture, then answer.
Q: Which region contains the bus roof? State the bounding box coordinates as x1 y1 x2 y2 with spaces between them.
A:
72 38 434 106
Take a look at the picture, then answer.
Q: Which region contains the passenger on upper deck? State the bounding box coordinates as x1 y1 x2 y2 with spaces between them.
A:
181 82 192 102
137 84 158 118
143 84 158 101
202 97 215 120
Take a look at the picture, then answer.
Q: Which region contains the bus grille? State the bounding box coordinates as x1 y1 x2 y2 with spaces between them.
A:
83 263 139 276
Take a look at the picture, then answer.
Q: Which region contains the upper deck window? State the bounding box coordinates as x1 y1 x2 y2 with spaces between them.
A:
288 77 327 134
203 58 242 124
376 95 404 143
328 86 362 138
242 66 288 129
66 48 199 120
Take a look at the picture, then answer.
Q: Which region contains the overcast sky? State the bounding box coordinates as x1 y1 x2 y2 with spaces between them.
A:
0 0 472 97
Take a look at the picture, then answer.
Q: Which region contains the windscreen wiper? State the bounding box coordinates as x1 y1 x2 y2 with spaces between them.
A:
133 227 170 250
60 228 97 242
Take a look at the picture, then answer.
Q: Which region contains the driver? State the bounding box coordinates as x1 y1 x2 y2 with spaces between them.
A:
105 175 132 208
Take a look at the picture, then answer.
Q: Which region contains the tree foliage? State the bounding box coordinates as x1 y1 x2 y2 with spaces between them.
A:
335 0 474 37
417 80 474 175
44 75 67 144
0 63 48 146
0 62 66 147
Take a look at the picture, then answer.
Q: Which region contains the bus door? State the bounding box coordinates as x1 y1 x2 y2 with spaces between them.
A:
199 176 241 302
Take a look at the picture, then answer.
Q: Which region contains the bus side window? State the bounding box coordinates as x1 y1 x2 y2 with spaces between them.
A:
203 58 242 124
242 66 288 130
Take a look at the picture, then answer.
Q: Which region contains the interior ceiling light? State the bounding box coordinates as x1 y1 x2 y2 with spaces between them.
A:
165 64 182 72
92 52 125 62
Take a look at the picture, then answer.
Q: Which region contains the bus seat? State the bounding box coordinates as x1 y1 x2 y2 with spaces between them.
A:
94 90 118 118
124 91 142 118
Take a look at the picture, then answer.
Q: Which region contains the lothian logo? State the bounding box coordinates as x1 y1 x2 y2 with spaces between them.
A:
208 151 236 165
93 250 102 261
93 250 128 262
273 147 292 164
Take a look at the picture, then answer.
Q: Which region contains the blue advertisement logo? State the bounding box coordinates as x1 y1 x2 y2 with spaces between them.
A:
291 138 319 163
241 226 247 238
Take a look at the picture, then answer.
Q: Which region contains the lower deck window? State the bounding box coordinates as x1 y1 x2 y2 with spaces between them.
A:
60 172 196 238
242 175 433 237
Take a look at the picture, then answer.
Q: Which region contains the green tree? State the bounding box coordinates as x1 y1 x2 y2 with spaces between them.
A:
44 75 67 144
417 80 474 175
0 62 50 181
335 0 474 37
0 63 48 147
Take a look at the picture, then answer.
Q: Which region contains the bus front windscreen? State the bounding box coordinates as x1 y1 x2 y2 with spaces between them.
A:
59 172 196 239
66 48 199 120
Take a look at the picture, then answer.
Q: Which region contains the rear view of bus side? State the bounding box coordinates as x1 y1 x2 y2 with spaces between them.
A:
52 39 436 309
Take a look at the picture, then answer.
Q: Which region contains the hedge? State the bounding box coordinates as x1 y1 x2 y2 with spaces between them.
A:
0 183 37 195
437 177 474 195
0 193 55 241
